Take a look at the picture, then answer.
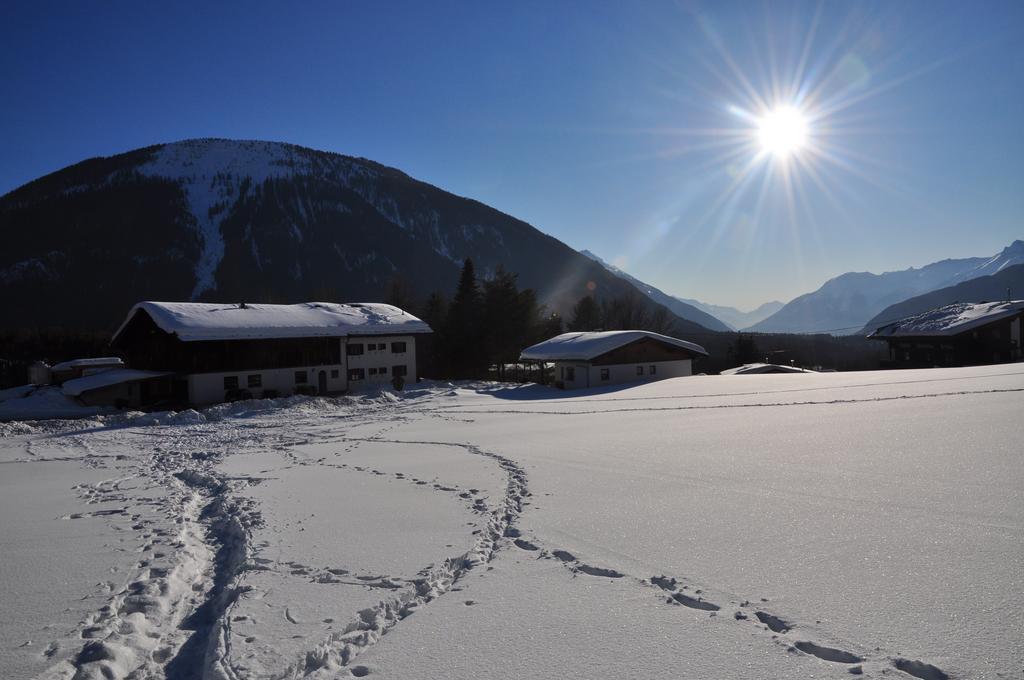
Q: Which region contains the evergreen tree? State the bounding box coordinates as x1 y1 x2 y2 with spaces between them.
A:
727 333 761 365
536 311 564 341
418 292 448 378
443 259 486 378
569 295 602 331
482 267 525 379
384 276 415 312
601 292 649 330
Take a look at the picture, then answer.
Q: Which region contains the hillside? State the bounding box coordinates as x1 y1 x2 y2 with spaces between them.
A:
747 240 1024 334
579 250 732 332
860 263 1024 334
0 139 711 335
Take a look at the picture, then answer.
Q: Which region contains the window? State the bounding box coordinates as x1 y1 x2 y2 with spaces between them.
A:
378 366 387 375
636 365 644 375
223 376 239 390
391 341 407 353
649 365 656 375
247 374 262 388
347 343 364 356
294 370 308 384
392 365 408 377
565 366 575 381
369 368 378 376
348 368 365 381
330 369 339 379
600 368 610 381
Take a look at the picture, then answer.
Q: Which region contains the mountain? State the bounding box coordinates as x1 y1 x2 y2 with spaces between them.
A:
746 240 1024 334
0 139 716 335
579 250 732 332
675 298 785 331
861 263 1024 334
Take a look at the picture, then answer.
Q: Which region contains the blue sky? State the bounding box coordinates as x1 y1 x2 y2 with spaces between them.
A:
1 1 1021 308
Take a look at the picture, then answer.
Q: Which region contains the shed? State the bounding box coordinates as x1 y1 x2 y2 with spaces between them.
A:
868 300 1024 367
520 330 708 389
720 363 817 375
50 357 125 385
62 369 174 408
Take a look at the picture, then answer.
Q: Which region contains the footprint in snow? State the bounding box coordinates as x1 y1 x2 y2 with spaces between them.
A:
792 641 862 664
754 611 792 633
669 592 719 611
892 658 949 680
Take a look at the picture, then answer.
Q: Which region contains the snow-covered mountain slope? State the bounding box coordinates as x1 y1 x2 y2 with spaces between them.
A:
579 250 732 332
861 262 1024 334
0 139 709 334
747 240 1024 334
675 298 785 331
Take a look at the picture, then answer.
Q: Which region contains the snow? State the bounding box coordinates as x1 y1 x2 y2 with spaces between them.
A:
0 386 116 422
113 301 432 342
50 357 125 372
61 369 172 397
720 362 817 375
2 365 1022 679
869 299 1024 337
0 384 35 402
520 330 708 361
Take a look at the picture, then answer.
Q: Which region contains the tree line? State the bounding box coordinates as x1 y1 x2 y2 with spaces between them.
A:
386 257 730 380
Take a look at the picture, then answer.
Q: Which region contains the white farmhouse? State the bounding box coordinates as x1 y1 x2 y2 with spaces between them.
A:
520 330 708 389
111 301 431 406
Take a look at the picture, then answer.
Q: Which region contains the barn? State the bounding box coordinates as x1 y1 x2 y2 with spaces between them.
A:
111 301 432 406
520 330 708 389
868 300 1024 367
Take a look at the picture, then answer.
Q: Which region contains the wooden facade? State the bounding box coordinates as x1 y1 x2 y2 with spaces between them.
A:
113 309 342 374
876 313 1023 368
590 337 702 366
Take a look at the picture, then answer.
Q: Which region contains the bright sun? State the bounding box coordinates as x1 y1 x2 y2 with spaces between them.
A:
757 106 809 158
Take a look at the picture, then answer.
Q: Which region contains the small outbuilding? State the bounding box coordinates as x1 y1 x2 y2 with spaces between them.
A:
520 330 708 389
868 300 1024 368
50 357 125 385
719 363 816 375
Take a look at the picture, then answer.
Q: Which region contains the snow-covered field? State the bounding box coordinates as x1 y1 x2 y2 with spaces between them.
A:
1 365 1022 679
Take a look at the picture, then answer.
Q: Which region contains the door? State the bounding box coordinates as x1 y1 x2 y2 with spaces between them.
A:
318 370 327 395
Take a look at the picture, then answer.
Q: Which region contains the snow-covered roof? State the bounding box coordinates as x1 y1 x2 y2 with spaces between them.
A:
520 330 707 362
114 301 432 343
51 357 124 372
719 363 817 375
62 369 172 397
868 300 1024 338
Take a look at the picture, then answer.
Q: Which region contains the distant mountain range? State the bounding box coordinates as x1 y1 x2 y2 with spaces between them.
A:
746 240 1024 334
0 139 713 335
860 263 1024 334
578 250 732 332
675 298 785 331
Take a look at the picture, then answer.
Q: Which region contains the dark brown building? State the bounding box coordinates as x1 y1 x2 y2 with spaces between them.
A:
868 300 1024 368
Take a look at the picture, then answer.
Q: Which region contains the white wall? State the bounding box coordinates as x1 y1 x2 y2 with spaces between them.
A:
187 364 346 406
554 362 592 389
554 359 692 390
595 359 692 387
344 335 417 388
183 334 421 405
557 358 692 391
